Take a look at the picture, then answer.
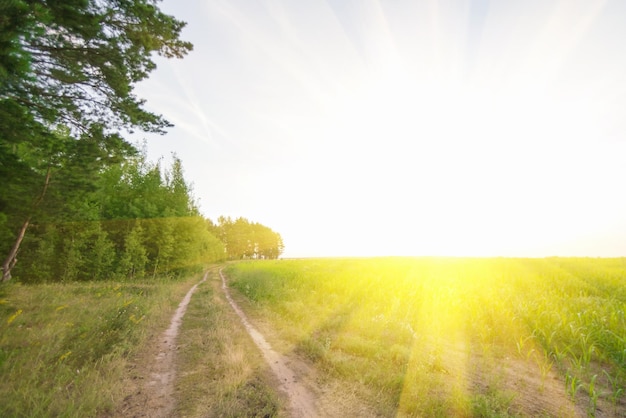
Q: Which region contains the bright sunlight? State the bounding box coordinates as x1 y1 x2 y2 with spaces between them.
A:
136 0 626 258
287 65 622 257
261 1 626 258
227 258 626 416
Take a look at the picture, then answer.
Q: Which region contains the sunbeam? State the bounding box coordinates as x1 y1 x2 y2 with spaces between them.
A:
137 0 626 257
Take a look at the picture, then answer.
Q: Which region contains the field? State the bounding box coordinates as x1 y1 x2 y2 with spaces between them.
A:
2 258 624 417
226 257 626 417
0 276 200 417
0 267 287 418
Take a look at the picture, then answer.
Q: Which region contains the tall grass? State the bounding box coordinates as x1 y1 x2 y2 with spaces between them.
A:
226 257 626 417
0 277 197 417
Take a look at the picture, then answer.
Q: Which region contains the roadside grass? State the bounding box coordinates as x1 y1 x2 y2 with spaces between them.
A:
0 276 199 418
226 257 626 417
174 266 286 417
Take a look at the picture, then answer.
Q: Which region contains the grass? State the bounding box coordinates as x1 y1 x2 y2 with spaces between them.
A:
226 257 626 417
0 276 198 417
174 266 285 417
3 258 624 416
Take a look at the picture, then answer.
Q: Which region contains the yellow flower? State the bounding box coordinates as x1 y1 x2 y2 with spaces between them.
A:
7 309 22 325
57 351 72 363
129 314 145 324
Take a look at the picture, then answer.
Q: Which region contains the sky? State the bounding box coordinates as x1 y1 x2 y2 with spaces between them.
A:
135 0 626 258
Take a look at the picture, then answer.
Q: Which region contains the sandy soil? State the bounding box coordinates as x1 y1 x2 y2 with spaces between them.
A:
113 272 207 418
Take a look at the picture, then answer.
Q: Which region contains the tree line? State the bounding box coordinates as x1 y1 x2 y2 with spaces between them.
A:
213 216 285 260
0 0 283 283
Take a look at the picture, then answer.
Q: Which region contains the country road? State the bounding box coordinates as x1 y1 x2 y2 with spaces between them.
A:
220 268 318 417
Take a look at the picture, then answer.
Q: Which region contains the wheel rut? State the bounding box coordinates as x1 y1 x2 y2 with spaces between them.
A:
115 273 207 418
220 268 318 418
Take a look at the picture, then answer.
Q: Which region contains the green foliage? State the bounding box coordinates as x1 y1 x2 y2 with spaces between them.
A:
1 1 283 283
118 222 148 279
14 152 226 282
1 0 192 134
217 216 284 260
0 0 192 281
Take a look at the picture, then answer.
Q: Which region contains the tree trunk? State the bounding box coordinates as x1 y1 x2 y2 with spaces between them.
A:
152 252 159 280
1 166 52 283
1 218 30 282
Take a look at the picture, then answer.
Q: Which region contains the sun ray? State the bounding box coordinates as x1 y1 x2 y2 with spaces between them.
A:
137 0 626 258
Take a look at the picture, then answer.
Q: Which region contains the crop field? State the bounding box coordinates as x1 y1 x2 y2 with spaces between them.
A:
226 257 626 417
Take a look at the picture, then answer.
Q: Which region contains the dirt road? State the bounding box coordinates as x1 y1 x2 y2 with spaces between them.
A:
112 267 592 418
114 272 207 418
220 268 318 417
114 268 323 418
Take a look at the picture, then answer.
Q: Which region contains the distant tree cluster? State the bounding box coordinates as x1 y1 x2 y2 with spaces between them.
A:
12 151 227 282
0 0 283 282
213 217 284 260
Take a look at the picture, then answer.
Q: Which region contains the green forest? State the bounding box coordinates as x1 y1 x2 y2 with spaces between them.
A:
0 0 283 283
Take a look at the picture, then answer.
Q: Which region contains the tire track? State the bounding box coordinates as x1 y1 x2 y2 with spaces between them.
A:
121 272 208 418
220 268 318 418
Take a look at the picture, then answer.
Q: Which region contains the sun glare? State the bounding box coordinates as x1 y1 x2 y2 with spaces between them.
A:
172 0 626 259
294 68 600 257
227 258 626 415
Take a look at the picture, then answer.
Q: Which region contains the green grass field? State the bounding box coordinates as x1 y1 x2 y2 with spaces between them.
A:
2 259 624 417
226 257 626 417
0 277 199 417
0 268 287 418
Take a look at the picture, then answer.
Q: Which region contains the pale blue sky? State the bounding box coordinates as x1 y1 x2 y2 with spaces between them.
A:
136 0 626 258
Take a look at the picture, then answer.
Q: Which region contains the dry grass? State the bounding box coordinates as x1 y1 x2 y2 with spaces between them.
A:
173 266 286 418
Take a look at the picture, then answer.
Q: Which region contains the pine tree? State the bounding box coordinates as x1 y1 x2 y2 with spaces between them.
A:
0 0 192 281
